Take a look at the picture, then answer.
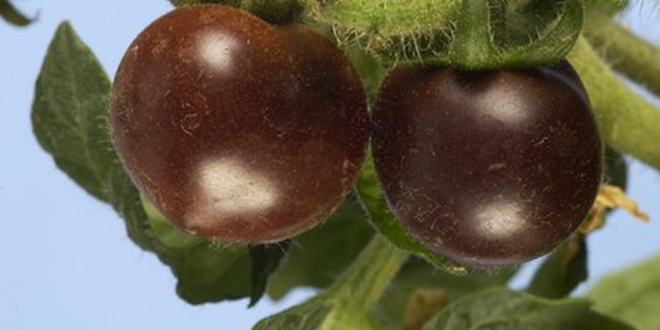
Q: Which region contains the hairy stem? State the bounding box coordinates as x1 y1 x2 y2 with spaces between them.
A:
583 11 660 97
304 0 461 35
569 37 660 170
320 234 409 330
303 0 582 68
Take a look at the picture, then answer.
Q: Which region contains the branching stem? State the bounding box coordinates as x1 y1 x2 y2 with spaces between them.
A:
584 11 660 98
569 37 660 171
319 234 409 330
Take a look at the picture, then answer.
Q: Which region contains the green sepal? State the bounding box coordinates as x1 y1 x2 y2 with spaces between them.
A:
310 0 584 69
446 0 584 69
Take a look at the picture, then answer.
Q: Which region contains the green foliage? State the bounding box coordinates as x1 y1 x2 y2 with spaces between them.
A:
145 201 290 304
527 235 588 299
267 193 374 300
32 21 155 250
342 46 386 103
256 235 409 330
447 0 583 69
604 146 628 190
253 297 332 330
0 0 33 26
374 258 515 329
167 0 583 68
28 2 660 330
32 21 288 306
308 0 584 69
589 253 660 330
422 288 635 330
250 242 292 306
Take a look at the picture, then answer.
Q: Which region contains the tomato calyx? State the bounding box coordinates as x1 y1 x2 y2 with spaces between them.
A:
303 0 584 70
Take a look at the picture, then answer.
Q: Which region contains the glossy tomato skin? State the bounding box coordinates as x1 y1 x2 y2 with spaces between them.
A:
372 64 602 266
111 5 369 243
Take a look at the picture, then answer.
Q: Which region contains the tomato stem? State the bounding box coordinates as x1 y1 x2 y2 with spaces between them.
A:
302 0 461 36
569 37 660 170
320 234 409 330
302 0 583 69
583 11 660 98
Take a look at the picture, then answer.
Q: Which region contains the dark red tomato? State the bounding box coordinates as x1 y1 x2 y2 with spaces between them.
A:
372 63 602 266
111 5 369 243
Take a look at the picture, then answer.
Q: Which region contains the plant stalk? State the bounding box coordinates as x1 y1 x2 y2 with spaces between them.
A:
302 0 461 35
320 234 409 330
583 11 660 97
568 37 660 171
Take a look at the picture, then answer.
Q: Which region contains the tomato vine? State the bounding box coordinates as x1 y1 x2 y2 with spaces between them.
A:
24 0 660 329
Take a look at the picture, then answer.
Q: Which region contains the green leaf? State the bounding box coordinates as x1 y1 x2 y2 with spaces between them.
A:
374 258 515 330
0 0 34 27
144 200 289 305
423 288 635 330
32 21 156 251
33 22 113 201
589 253 660 330
252 298 332 330
168 241 252 303
249 242 292 307
267 193 374 300
145 204 254 304
527 234 588 299
343 46 387 104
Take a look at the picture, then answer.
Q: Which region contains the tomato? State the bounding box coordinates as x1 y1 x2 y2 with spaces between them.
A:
111 5 369 243
372 63 602 266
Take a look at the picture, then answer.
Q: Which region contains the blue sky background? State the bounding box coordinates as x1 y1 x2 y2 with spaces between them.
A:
1 1 659 329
